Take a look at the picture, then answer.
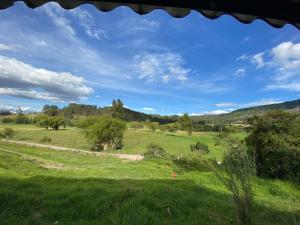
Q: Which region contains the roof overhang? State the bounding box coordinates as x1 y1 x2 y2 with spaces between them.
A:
1 0 300 29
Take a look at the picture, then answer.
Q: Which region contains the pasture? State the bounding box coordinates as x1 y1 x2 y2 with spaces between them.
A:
0 123 245 160
0 142 299 225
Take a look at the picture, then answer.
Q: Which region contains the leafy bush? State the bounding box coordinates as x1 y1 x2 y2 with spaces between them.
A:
39 136 52 143
246 111 300 181
215 139 255 225
190 141 209 154
34 114 50 129
15 115 31 124
1 117 14 123
0 128 16 139
172 154 211 171
144 143 166 158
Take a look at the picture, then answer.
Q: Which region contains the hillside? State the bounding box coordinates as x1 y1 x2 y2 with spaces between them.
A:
192 98 300 123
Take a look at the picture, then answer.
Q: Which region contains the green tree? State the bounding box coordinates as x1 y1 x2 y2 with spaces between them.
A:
112 99 123 119
48 116 65 130
42 105 59 117
179 113 192 135
34 114 50 130
245 111 300 181
84 116 127 151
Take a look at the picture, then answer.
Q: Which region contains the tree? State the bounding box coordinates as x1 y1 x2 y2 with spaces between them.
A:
179 113 192 135
215 138 255 225
34 114 50 130
245 111 300 181
42 105 59 117
48 116 65 130
112 99 123 119
84 116 127 151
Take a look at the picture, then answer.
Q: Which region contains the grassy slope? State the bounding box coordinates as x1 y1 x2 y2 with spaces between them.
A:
0 143 299 225
0 124 246 160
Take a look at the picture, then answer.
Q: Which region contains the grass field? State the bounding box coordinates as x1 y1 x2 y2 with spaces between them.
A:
0 142 299 225
0 123 246 160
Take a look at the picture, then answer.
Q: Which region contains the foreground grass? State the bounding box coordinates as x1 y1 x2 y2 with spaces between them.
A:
0 143 299 225
0 123 246 160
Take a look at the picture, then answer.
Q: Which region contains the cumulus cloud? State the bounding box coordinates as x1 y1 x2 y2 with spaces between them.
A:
134 53 191 83
215 102 237 107
0 55 93 101
142 107 157 112
234 68 246 77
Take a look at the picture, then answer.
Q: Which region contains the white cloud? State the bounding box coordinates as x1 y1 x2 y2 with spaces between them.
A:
0 55 93 101
234 68 246 77
0 104 31 112
0 43 18 51
134 53 190 83
236 54 249 61
215 102 237 107
248 42 300 92
119 18 160 34
69 8 108 40
142 107 157 112
191 109 233 116
251 52 266 69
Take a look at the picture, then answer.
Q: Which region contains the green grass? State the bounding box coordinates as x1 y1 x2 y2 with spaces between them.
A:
0 142 299 225
0 123 246 160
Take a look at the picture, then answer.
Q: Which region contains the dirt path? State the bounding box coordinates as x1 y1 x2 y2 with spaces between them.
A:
0 139 144 161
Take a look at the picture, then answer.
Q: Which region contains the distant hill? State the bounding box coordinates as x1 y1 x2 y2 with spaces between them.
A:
192 98 300 123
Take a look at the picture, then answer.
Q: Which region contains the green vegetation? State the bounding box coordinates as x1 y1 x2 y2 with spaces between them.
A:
190 141 210 154
83 116 127 151
144 143 166 158
246 111 300 182
0 143 299 225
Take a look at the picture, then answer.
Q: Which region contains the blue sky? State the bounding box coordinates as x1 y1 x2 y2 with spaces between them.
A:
0 2 300 115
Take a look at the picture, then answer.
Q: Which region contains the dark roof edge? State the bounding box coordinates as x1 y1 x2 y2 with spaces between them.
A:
1 0 300 29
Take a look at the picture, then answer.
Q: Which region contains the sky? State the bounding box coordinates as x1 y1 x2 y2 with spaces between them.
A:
0 2 300 115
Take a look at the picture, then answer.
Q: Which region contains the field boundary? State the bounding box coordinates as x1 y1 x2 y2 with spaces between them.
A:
0 139 144 161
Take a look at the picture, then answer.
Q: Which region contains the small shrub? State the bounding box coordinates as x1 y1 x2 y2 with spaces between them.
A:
1 117 14 123
190 141 209 154
0 128 16 139
39 136 52 143
215 139 255 225
15 115 31 124
172 154 212 171
144 143 166 158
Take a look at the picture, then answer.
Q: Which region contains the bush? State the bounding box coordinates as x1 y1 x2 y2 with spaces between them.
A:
172 154 211 171
1 117 14 123
39 136 52 143
0 128 16 138
215 139 255 225
15 115 31 124
129 121 144 129
144 143 166 158
190 141 209 154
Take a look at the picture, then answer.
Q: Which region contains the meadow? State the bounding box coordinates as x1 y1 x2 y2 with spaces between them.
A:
0 142 299 225
0 123 299 225
0 123 245 160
